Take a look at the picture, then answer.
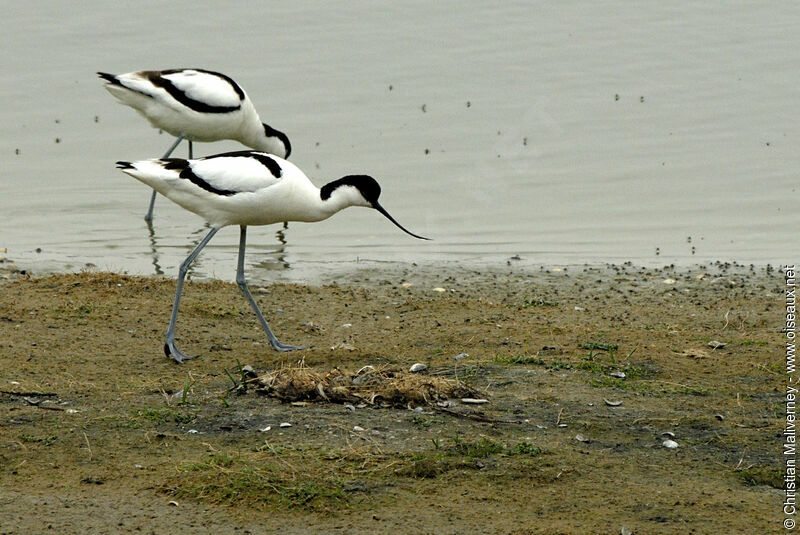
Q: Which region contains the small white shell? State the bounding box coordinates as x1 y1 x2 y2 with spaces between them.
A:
662 439 679 449
409 363 428 373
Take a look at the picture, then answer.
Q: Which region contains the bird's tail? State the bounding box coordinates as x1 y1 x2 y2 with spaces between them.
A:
97 72 120 85
116 161 135 170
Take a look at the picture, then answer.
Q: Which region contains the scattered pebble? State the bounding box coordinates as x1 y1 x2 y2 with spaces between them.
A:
187 429 198 434
708 340 726 349
259 426 272 432
575 434 588 442
433 287 446 292
353 425 365 432
662 278 676 284
609 371 626 379
279 422 292 428
662 439 679 449
341 323 352 328
409 363 427 373
453 352 469 360
574 306 585 312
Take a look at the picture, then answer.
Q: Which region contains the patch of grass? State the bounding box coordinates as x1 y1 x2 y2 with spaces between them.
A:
52 302 95 318
519 297 558 308
508 442 543 457
737 466 782 489
411 415 436 428
168 451 347 511
450 436 504 458
738 339 769 347
397 454 455 478
19 434 57 446
589 377 630 390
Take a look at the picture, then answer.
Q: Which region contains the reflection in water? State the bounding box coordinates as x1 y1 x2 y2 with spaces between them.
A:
146 221 292 278
145 219 164 276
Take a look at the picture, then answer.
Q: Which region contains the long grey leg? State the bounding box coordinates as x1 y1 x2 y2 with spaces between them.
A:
164 226 219 363
188 140 194 159
144 134 186 222
236 226 306 352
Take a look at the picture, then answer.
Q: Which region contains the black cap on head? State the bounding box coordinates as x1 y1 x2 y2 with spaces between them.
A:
320 175 429 240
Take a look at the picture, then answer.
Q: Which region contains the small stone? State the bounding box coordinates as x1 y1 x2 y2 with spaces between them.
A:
353 426 365 432
575 434 588 442
259 426 271 432
663 278 676 284
433 287 446 293
708 340 726 349
609 371 626 379
409 363 427 373
279 422 292 428
662 439 679 449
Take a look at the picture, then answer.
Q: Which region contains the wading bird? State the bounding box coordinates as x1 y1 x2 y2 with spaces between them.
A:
99 69 291 221
117 150 428 363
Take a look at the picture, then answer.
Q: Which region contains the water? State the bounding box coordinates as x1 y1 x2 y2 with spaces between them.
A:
1 1 797 283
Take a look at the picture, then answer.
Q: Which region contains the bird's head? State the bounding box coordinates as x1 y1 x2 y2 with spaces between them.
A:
320 175 429 240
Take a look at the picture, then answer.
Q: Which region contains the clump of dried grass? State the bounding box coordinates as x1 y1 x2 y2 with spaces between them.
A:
255 362 479 407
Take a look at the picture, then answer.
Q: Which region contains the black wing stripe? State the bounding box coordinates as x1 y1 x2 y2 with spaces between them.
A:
145 69 242 114
200 151 283 178
162 158 238 197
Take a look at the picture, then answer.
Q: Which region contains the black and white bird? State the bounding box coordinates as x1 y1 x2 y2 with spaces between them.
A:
98 69 291 221
116 150 429 363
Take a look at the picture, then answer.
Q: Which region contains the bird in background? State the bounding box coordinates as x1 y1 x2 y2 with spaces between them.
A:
116 150 429 363
98 69 291 222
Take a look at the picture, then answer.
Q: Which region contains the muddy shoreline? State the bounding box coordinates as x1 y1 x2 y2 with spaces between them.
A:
0 262 784 534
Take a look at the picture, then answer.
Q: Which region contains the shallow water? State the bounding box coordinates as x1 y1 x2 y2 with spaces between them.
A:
1 1 797 283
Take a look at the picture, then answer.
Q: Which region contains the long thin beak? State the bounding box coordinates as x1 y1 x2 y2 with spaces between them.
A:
372 202 430 240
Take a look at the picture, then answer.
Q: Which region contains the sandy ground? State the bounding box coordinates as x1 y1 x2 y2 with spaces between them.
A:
0 261 783 534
